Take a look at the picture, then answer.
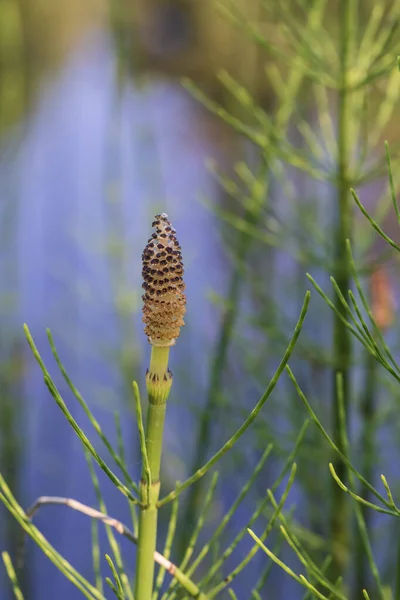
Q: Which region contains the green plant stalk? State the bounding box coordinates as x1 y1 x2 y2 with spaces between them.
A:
135 346 171 600
395 524 400 600
336 373 385 600
2 551 24 600
354 351 377 599
330 0 355 583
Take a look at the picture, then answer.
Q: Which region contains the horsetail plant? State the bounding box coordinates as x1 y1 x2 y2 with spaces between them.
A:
135 213 186 600
0 214 313 599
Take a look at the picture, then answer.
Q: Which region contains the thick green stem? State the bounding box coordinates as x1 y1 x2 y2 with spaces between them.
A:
134 347 170 600
135 491 159 600
330 0 355 584
145 402 167 481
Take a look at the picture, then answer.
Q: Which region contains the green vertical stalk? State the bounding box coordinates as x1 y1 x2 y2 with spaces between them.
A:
353 351 376 599
135 346 170 600
395 525 400 600
330 0 355 583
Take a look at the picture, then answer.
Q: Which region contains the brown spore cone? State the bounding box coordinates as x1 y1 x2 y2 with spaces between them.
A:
141 213 186 347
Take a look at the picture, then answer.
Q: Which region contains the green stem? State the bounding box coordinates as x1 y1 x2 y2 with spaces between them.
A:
134 347 170 600
330 0 355 584
395 524 400 600
145 402 167 481
136 500 159 600
353 351 376 599
331 0 356 583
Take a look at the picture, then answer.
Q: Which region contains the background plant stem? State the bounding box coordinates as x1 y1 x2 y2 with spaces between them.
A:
330 0 355 584
353 350 377 599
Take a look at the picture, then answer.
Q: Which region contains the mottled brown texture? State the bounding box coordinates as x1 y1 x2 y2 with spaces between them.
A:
142 213 186 346
370 267 394 331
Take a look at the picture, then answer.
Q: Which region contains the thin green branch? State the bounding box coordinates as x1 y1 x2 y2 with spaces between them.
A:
208 464 297 598
329 464 397 517
90 514 103 594
335 375 386 600
247 529 331 600
286 366 396 514
23 325 140 504
84 452 134 600
2 552 24 600
194 422 309 594
114 412 138 536
0 478 104 600
267 492 345 600
47 329 140 495
351 189 400 253
165 443 273 600
385 141 400 223
133 381 151 503
153 493 179 600
180 472 219 575
105 555 125 599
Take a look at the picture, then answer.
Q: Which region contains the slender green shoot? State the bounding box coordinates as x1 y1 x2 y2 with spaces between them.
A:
114 412 138 536
105 577 122 600
253 528 287 596
0 476 105 600
105 554 125 599
207 463 297 598
267 493 344 600
351 189 400 253
286 366 396 514
23 325 139 504
247 529 330 600
84 451 134 600
179 472 219 575
90 514 103 594
385 140 400 223
167 421 308 600
47 329 140 495
199 420 308 591
2 552 24 600
335 375 385 600
133 381 151 504
176 443 274 586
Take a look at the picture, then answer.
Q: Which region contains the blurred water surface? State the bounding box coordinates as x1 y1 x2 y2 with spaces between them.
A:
0 31 240 598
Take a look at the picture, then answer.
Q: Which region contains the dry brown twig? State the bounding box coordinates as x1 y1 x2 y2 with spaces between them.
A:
24 496 178 576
